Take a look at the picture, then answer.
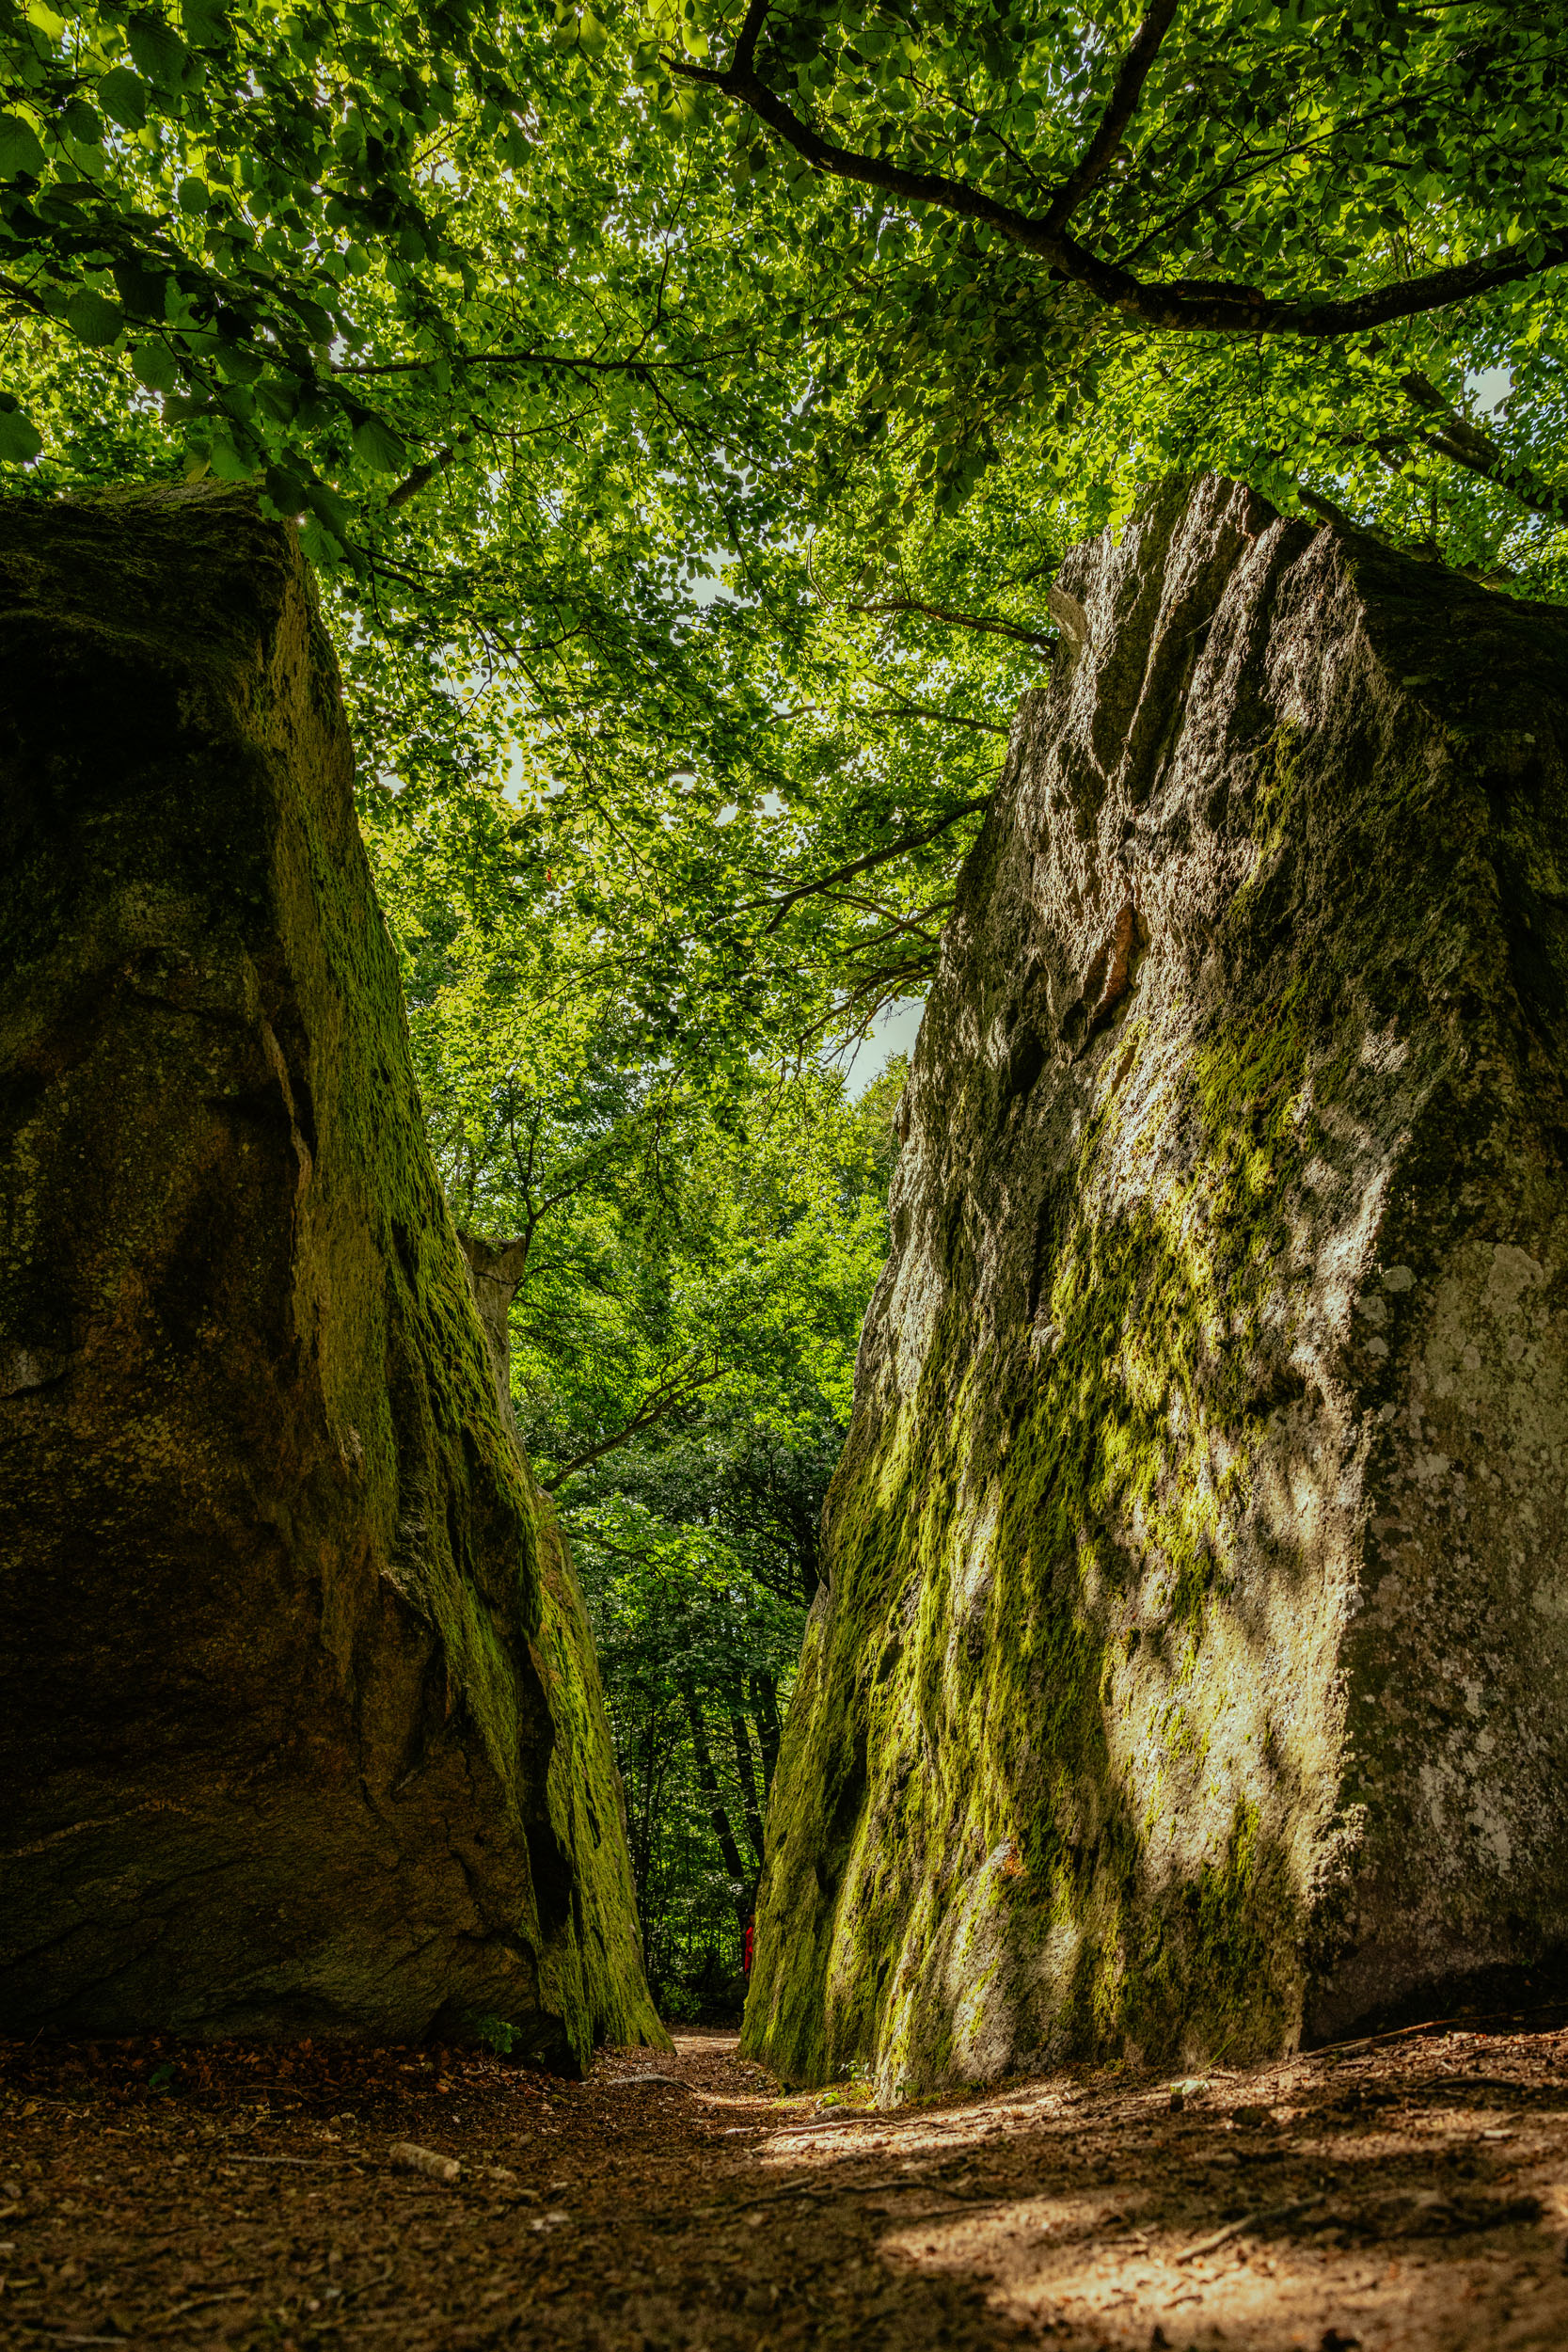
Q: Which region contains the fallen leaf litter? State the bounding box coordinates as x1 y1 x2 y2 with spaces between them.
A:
0 2020 1562 2345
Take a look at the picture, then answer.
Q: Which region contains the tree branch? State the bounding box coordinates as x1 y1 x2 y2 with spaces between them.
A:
860 700 1011 737
387 444 455 509
737 795 992 931
1401 370 1568 528
669 22 1568 338
540 1363 726 1489
1042 0 1184 237
333 348 715 379
835 594 1059 654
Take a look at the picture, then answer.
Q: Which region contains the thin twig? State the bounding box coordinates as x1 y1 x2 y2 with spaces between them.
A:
1175 2198 1322 2263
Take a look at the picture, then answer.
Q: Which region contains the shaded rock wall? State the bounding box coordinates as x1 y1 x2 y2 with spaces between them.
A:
0 485 663 2061
742 475 1568 2097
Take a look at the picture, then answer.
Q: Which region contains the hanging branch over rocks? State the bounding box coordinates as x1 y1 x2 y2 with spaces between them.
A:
667 2 1568 340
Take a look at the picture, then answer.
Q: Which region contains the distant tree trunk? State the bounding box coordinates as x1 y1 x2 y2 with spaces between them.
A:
680 1679 749 1915
726 1689 766 1867
623 1692 675 1944
456 1231 530 1442
751 1670 782 1797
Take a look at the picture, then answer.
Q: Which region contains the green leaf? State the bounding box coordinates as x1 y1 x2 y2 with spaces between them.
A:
298 512 343 568
176 174 209 213
113 261 168 317
304 481 353 536
96 70 150 132
214 340 262 384
181 0 230 43
0 114 46 179
132 339 181 392
61 99 103 144
255 376 300 423
129 12 189 89
262 461 307 516
288 294 336 342
0 400 43 464
208 425 257 480
66 286 124 346
352 414 410 472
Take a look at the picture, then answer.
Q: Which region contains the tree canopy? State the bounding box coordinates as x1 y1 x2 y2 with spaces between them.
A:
5 5 1565 1073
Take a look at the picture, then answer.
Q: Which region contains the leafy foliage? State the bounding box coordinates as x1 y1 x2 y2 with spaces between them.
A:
655 1 1568 527
371 766 902 1994
6 2 1564 1066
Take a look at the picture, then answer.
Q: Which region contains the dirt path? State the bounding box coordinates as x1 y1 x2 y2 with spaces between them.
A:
2 2019 1565 2347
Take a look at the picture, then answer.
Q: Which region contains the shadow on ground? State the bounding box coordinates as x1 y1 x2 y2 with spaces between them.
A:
1 2020 1565 2346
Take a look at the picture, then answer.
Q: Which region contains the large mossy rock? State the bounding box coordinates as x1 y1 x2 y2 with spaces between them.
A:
0 485 663 2060
743 475 1568 2097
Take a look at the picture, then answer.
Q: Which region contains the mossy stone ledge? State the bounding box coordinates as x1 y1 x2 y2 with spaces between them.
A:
742 474 1568 2098
0 484 663 2061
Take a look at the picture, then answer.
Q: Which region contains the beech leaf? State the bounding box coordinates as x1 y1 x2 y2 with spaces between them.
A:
128 13 189 89
66 287 125 346
96 69 150 131
0 113 46 179
352 415 410 473
0 400 43 463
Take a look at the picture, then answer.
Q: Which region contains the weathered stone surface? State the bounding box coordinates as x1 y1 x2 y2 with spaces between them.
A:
0 485 663 2060
743 475 1568 2097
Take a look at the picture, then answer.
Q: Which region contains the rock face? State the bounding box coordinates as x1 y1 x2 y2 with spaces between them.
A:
0 485 663 2060
742 475 1568 2096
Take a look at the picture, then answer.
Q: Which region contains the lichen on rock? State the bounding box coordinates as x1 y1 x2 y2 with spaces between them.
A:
742 474 1568 2098
0 484 663 2062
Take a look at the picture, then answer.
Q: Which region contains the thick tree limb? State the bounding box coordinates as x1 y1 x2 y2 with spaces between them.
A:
387 444 455 509
1401 371 1568 528
1042 1 1183 237
669 14 1568 338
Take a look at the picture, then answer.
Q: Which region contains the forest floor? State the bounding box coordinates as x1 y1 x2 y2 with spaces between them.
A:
1 2018 1565 2350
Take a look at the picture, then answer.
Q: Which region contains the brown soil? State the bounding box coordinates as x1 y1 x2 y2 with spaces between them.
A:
1 2018 1565 2348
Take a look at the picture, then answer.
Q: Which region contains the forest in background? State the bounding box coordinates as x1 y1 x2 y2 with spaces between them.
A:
3 0 1565 2007
378 760 906 2004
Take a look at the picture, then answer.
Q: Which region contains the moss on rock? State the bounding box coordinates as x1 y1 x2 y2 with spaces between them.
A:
0 485 664 2061
742 476 1568 2098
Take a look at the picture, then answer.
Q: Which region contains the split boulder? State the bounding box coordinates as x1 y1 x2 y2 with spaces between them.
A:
0 485 662 2060
743 475 1568 2095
